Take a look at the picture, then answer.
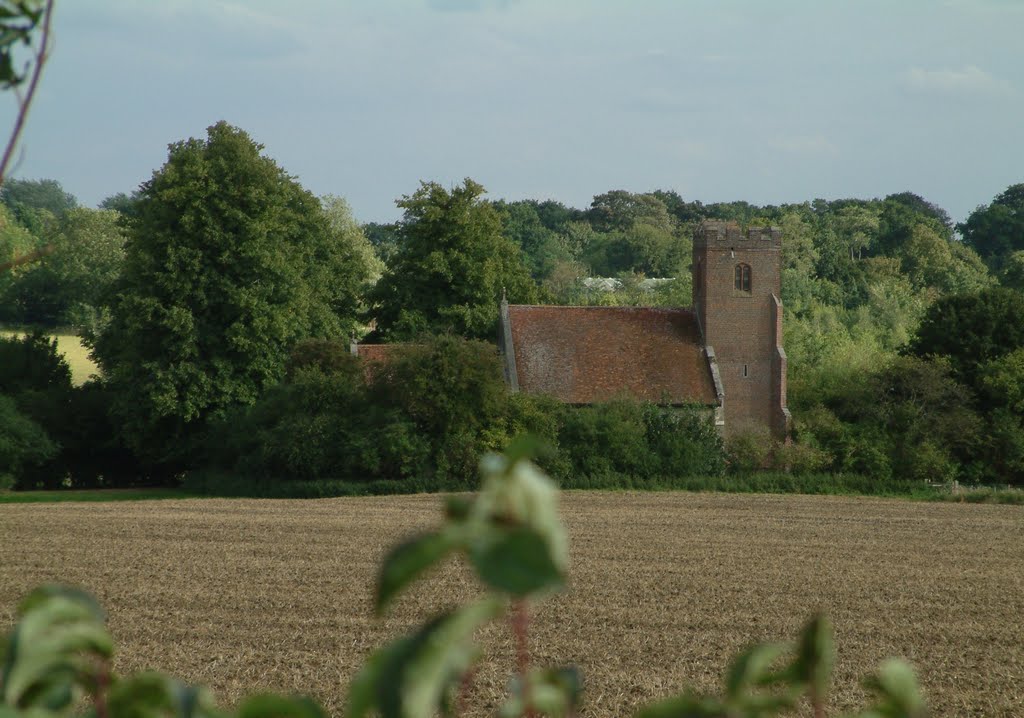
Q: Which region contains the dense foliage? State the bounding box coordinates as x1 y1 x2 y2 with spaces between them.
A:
89 122 373 472
192 336 725 496
2 114 1023 490
368 179 537 341
0 332 141 490
1 208 125 327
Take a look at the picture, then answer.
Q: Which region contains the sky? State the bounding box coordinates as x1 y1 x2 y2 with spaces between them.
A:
3 0 1023 225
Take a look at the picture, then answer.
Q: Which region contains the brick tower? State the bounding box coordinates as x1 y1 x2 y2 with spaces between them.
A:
692 221 790 440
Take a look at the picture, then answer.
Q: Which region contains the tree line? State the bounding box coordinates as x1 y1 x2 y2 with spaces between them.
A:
2 121 1023 490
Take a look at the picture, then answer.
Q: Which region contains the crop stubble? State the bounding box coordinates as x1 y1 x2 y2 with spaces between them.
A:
1 492 1021 716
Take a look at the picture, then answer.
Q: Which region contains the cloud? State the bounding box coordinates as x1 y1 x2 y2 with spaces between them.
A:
426 0 519 11
903 65 1013 97
770 135 838 156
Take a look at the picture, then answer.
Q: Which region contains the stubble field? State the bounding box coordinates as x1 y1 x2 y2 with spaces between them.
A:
1 492 1021 716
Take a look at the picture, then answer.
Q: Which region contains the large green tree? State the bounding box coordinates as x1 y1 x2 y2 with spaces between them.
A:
368 179 537 341
92 121 370 469
959 183 1024 270
909 286 1024 386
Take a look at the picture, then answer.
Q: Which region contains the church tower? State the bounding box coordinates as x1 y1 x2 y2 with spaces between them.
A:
692 221 790 440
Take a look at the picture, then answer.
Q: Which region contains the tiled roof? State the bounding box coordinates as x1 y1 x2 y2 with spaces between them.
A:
353 343 407 364
506 305 717 405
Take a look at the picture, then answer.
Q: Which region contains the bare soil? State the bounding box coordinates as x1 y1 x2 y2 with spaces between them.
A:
1 492 1021 716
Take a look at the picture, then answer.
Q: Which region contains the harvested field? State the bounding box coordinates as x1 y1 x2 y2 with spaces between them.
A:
1 492 1021 716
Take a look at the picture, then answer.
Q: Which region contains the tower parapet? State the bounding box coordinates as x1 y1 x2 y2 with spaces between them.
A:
693 220 782 250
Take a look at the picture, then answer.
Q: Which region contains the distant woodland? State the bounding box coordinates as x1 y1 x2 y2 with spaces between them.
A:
2 122 1023 491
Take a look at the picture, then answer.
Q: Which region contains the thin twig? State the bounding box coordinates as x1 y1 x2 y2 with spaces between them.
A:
0 0 56 186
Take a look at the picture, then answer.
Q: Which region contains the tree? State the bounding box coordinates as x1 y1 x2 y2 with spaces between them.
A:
3 208 126 327
1000 250 1024 291
494 200 573 280
92 121 371 470
587 190 674 233
909 286 1024 386
0 331 71 396
0 177 76 218
0 393 56 489
897 223 990 295
98 191 141 219
368 179 537 341
320 194 383 284
959 183 1024 269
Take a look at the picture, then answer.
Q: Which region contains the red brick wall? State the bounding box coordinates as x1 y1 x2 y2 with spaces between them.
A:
693 222 786 439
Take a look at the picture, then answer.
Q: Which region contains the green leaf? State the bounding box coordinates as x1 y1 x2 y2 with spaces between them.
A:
3 591 112 709
502 434 544 465
501 667 582 718
376 530 458 613
469 526 564 596
344 635 413 718
237 694 327 718
725 642 790 699
400 600 502 718
443 495 473 521
634 692 729 718
352 599 502 718
107 673 221 718
792 614 835 700
19 585 105 623
862 659 925 718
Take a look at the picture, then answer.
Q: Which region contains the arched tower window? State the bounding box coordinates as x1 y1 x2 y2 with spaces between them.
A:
734 263 751 292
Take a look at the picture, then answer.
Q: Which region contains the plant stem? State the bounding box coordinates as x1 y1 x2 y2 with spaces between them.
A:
93 662 110 718
512 599 535 718
812 688 825 718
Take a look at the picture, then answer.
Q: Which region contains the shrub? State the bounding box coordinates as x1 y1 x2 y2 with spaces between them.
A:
557 399 725 482
0 394 57 488
641 403 726 476
368 335 520 486
557 399 653 478
202 335 554 492
726 429 773 472
772 438 832 474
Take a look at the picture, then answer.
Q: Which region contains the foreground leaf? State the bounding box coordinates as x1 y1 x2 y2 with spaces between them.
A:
106 672 221 718
2 589 113 710
346 599 502 718
237 694 326 718
859 659 926 718
376 531 458 613
469 526 564 597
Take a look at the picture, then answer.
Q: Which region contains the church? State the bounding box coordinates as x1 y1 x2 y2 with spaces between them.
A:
497 220 790 440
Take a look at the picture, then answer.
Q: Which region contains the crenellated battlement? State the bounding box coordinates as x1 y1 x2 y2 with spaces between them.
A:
693 220 781 249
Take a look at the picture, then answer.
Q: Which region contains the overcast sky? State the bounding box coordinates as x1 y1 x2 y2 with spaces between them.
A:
4 0 1023 224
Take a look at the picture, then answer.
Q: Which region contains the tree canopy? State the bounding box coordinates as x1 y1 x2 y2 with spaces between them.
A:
909 286 1024 385
0 178 77 224
91 121 371 468
368 178 537 341
959 183 1024 270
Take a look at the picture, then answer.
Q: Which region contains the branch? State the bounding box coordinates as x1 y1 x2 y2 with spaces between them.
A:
0 0 56 186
